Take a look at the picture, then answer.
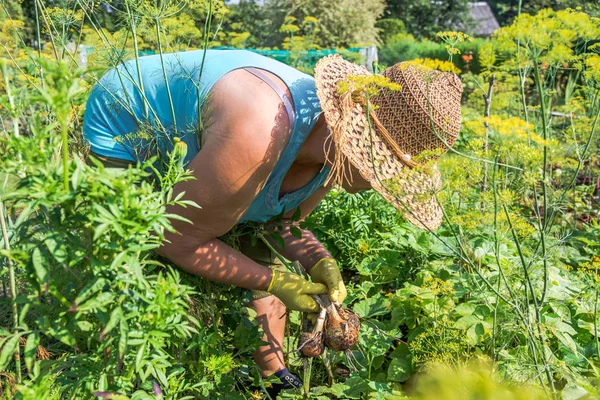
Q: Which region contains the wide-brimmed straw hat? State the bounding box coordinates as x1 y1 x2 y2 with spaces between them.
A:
314 54 463 231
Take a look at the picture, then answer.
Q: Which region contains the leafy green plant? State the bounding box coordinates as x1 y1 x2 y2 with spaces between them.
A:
1 2 600 399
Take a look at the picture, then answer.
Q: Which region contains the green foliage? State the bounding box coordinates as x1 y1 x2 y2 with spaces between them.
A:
1 2 600 399
488 0 600 26
223 0 277 48
379 33 486 74
277 0 386 48
0 128 266 398
375 18 406 46
384 0 472 39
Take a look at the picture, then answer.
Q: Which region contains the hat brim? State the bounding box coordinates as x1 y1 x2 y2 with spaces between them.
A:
314 54 444 231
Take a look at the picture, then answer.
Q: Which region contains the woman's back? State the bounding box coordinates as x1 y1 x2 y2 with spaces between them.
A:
83 49 329 223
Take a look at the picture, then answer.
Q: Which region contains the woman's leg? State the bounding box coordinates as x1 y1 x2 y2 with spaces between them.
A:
238 237 302 390
248 295 287 376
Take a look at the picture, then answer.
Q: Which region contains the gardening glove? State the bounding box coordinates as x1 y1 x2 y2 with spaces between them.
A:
267 270 327 313
309 258 347 304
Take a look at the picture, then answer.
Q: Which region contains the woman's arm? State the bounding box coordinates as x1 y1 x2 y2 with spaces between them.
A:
267 187 348 303
159 70 291 288
160 236 272 290
266 186 333 272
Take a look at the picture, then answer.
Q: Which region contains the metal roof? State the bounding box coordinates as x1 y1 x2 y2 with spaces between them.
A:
469 1 500 36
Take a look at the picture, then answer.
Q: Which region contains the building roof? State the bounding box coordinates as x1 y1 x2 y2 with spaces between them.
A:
469 1 500 37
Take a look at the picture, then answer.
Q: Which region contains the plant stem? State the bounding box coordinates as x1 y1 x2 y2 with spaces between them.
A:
33 0 44 87
303 357 311 399
531 60 554 321
595 287 600 362
256 232 295 272
2 62 19 138
125 1 148 119
546 91 600 230
532 184 548 305
34 0 59 60
481 73 495 209
532 61 549 229
0 200 21 383
196 0 213 145
155 17 178 136
504 204 556 396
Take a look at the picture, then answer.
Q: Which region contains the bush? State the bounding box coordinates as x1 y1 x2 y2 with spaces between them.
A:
375 18 406 46
378 33 486 74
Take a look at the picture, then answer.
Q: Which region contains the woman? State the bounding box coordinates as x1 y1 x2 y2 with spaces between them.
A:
83 50 462 392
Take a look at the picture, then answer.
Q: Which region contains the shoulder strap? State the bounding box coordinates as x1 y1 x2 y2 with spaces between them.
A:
244 67 295 128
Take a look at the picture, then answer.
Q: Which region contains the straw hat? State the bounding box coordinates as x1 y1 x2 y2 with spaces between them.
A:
314 55 463 231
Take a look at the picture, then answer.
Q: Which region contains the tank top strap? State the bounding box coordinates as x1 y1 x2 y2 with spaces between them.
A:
244 67 295 128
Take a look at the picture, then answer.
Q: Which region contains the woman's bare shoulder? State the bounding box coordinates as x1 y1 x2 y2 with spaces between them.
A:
167 70 293 241
202 69 292 154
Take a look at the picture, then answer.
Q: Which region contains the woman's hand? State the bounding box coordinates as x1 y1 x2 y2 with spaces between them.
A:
308 258 347 304
267 270 328 312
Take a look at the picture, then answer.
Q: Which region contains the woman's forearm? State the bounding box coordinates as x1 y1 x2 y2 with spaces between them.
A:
159 235 273 291
267 221 331 272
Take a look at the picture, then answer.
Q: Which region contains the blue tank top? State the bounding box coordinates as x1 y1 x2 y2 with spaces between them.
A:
83 50 330 223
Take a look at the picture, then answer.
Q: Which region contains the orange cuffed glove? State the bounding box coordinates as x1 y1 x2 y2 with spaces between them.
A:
309 258 347 304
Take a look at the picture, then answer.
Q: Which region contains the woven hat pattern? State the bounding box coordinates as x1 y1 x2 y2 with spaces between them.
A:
314 54 462 230
371 65 462 165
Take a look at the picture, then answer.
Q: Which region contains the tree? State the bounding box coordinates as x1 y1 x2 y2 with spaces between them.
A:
278 0 385 48
224 0 280 48
488 0 600 26
384 0 471 39
376 18 406 46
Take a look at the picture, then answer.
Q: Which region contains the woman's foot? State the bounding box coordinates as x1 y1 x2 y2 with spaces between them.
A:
265 368 303 398
273 367 303 389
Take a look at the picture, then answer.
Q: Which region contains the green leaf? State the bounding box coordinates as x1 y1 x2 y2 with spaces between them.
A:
45 235 68 264
454 303 475 317
94 223 110 241
353 295 391 318
269 232 285 249
290 226 302 239
561 382 590 400
77 291 114 312
24 331 39 372
31 248 48 284
119 319 129 360
341 376 369 398
135 341 147 371
103 308 122 338
0 334 21 371
577 320 600 337
19 303 31 327
74 277 108 306
553 328 578 353
388 344 412 382
390 305 417 329
49 323 76 347
466 323 485 345
454 315 480 330
555 321 577 336
291 207 302 222
416 232 430 251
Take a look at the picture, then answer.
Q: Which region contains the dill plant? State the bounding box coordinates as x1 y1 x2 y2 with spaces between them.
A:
1 1 600 399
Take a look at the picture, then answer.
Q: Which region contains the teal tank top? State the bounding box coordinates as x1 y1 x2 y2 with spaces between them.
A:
83 50 330 223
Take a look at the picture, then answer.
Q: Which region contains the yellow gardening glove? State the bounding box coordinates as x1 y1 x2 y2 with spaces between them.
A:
309 258 347 304
267 270 327 313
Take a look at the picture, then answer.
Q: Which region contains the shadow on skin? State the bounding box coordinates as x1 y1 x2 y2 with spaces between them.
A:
249 295 287 376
